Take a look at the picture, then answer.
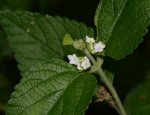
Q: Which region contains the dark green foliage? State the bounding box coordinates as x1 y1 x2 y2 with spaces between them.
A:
124 80 150 115
6 59 96 115
0 11 94 72
95 0 150 59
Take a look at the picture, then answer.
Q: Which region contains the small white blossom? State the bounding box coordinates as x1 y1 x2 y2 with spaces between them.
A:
80 56 91 70
94 42 105 53
86 36 95 43
67 54 79 65
68 54 91 70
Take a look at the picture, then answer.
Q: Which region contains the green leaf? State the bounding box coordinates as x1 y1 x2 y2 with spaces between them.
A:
95 0 150 59
0 11 94 72
6 58 96 115
124 81 150 115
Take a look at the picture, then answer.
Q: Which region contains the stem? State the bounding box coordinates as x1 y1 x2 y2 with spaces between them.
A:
84 48 127 115
97 68 127 115
84 48 96 65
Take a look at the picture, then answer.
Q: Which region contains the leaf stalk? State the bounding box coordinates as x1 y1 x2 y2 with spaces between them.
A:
84 48 127 115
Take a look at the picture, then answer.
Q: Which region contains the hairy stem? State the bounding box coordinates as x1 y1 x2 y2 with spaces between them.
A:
84 48 127 115
97 67 127 115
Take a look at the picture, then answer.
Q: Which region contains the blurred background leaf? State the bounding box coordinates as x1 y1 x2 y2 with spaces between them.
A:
0 0 35 11
124 77 150 115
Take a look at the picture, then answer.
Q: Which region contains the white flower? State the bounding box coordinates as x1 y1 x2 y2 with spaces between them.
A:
67 54 79 65
68 54 91 70
85 36 105 54
86 36 95 43
80 56 91 70
94 42 105 53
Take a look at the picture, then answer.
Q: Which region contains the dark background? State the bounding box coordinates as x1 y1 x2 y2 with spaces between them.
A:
0 0 150 115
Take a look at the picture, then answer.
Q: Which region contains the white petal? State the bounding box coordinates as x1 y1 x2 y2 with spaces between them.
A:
67 54 79 65
86 36 95 43
94 42 105 53
81 56 91 70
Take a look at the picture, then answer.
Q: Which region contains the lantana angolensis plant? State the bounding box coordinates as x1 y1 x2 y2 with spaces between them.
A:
0 0 150 115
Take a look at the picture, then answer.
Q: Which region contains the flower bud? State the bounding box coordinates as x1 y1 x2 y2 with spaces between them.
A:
63 34 74 45
73 39 85 50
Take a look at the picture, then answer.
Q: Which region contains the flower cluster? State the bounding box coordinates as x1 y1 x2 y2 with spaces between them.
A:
86 36 105 54
67 54 91 70
66 35 105 71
